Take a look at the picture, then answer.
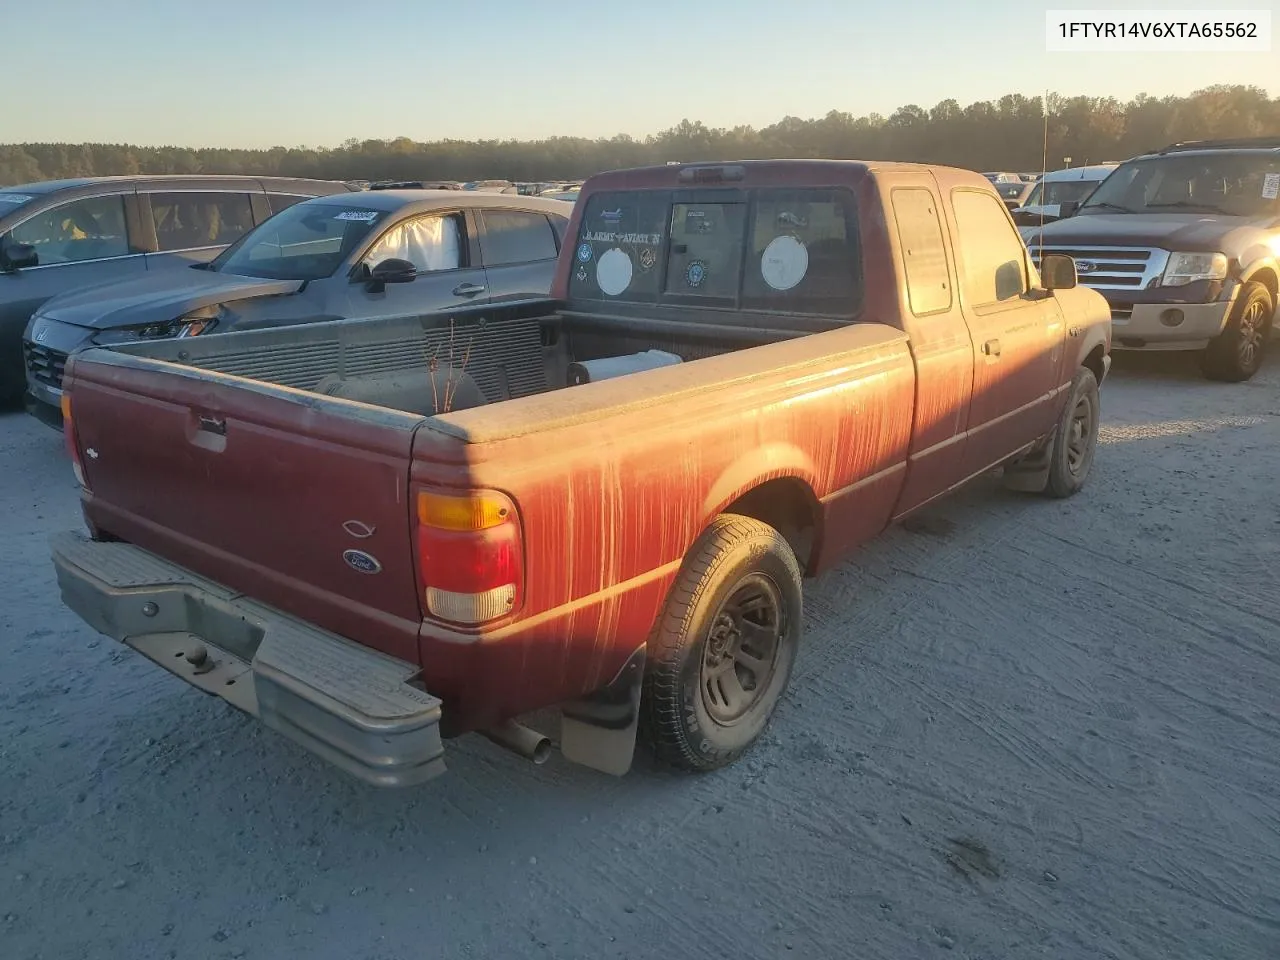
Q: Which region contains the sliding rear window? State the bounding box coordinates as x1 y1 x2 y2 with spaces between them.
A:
569 187 861 317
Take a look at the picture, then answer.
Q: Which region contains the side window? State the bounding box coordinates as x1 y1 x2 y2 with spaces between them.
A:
149 192 255 250
363 214 462 273
480 210 558 266
891 188 952 315
9 195 130 265
950 190 1027 306
267 193 308 214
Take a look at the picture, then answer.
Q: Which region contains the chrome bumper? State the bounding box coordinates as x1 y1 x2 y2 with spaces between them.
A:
51 531 445 787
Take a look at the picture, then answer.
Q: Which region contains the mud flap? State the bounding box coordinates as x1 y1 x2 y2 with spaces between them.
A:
559 643 646 776
1001 429 1055 493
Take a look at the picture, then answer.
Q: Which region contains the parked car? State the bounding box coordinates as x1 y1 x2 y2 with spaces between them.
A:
50 159 1110 787
1024 138 1280 381
24 191 573 426
995 180 1034 211
1011 164 1118 229
0 175 355 407
982 171 1023 184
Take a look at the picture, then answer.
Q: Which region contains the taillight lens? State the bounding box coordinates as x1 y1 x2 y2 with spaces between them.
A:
416 490 523 625
61 393 87 489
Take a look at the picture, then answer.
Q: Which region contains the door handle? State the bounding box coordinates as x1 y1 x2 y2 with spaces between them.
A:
452 283 486 297
982 339 1002 357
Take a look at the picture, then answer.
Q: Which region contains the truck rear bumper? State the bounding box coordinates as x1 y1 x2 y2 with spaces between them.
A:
51 531 446 788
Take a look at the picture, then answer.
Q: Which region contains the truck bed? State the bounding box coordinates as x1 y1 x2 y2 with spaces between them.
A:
65 302 914 728
101 301 814 414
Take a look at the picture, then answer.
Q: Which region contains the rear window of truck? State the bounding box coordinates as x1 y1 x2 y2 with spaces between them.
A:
570 188 861 316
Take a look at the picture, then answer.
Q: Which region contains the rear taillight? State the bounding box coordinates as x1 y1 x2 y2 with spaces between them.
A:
61 393 88 489
416 490 523 626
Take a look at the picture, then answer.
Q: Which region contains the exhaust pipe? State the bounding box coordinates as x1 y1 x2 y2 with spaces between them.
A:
481 720 552 764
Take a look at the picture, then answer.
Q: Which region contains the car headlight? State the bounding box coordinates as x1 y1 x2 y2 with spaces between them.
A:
1161 252 1227 287
137 317 217 340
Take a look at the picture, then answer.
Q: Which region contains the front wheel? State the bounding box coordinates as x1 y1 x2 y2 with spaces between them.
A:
640 514 802 772
1201 281 1273 383
1045 366 1100 498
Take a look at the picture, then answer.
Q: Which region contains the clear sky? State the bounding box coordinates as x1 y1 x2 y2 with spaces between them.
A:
5 0 1278 148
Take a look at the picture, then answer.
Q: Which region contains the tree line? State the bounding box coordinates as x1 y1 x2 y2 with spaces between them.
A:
1 85 1276 188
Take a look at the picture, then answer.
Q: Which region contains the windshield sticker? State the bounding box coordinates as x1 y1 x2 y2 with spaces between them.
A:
685 260 708 288
761 235 809 291
583 230 663 246
1263 173 1280 200
575 265 589 282
638 247 656 272
0 193 34 204
596 248 633 297
600 207 623 224
333 210 379 222
777 211 809 228
576 241 593 263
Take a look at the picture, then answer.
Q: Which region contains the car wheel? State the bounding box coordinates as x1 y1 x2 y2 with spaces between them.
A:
1045 366 1100 499
1201 281 1273 383
640 514 802 772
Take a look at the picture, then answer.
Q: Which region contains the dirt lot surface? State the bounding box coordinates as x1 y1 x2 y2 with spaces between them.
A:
2 353 1278 960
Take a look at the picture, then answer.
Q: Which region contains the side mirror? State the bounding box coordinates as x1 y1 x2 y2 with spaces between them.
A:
1057 200 1080 219
0 242 38 272
368 258 418 284
1040 253 1077 291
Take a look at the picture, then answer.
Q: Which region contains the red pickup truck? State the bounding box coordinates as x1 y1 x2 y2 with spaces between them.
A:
51 160 1111 787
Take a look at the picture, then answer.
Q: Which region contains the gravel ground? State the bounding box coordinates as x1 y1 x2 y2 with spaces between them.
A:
2 352 1278 960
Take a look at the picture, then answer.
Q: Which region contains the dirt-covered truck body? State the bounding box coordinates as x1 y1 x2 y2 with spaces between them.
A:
51 160 1111 786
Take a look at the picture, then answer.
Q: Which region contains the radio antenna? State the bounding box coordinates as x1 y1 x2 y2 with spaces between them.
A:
1036 89 1050 255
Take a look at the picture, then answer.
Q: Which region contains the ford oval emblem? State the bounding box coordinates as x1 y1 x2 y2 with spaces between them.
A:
343 549 382 575
1075 260 1097 274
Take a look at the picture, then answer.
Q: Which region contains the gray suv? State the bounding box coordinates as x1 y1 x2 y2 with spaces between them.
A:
0 175 355 406
23 190 572 426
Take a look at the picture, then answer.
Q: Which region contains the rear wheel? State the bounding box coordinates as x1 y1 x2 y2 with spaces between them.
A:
1201 282 1272 383
640 514 802 771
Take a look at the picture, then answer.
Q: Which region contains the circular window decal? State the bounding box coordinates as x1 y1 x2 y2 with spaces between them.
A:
760 235 809 291
596 247 633 297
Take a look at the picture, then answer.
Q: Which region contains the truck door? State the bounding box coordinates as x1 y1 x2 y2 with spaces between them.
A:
944 186 1066 478
882 176 976 516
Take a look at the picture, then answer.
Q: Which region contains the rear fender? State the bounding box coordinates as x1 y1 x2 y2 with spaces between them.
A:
699 444 821 571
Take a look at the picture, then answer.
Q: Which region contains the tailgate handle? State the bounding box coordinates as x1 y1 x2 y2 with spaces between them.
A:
198 415 226 436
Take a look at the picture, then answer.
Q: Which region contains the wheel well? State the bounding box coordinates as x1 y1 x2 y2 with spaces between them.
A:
722 478 821 574
1249 269 1278 300
1247 269 1278 320
1083 344 1106 384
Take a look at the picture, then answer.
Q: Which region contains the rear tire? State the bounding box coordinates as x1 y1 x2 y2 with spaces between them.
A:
1045 366 1100 499
1201 282 1272 383
640 514 802 772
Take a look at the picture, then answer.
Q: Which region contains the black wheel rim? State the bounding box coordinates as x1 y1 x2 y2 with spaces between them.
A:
700 574 785 725
1237 300 1266 369
1067 389 1096 475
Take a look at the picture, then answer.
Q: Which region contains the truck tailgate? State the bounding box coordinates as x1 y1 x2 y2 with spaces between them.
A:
66 351 427 665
